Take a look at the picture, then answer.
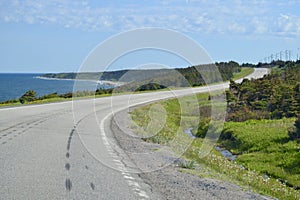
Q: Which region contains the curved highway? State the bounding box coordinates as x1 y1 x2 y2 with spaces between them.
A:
0 68 268 199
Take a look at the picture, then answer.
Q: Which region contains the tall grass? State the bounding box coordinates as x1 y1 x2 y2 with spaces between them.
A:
130 92 300 200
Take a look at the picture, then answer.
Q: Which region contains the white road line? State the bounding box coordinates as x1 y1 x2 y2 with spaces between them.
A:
100 111 149 199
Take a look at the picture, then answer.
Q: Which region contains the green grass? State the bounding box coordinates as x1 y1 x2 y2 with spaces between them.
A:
130 92 300 200
222 119 300 189
232 67 254 80
183 139 299 200
0 94 112 108
130 92 211 143
177 160 196 169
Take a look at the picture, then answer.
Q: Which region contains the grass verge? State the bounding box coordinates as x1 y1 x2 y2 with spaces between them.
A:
222 119 300 189
232 67 254 80
130 92 300 200
0 94 112 108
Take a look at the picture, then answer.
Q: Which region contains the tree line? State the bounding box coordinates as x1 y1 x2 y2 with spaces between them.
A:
227 60 300 121
226 60 300 139
1 61 242 105
41 61 241 86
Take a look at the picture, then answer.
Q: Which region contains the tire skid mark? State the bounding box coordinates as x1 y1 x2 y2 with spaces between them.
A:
84 165 95 191
90 182 95 190
0 111 71 145
66 128 75 151
0 121 25 132
64 113 93 196
65 126 76 195
0 119 39 145
0 110 70 134
65 178 72 191
65 163 71 171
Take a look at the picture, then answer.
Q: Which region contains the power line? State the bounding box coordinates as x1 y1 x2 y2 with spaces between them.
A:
260 49 298 63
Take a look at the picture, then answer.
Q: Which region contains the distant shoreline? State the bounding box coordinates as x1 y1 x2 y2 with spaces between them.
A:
35 76 125 87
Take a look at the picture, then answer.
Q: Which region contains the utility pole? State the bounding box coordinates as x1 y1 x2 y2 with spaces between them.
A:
285 50 289 61
280 51 283 60
270 54 273 62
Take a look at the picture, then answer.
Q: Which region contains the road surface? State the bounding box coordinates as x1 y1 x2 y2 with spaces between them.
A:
0 68 268 199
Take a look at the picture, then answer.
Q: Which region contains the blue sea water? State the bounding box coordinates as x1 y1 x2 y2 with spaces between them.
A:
0 73 106 102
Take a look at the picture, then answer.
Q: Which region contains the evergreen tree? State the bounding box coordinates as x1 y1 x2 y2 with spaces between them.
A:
288 115 300 140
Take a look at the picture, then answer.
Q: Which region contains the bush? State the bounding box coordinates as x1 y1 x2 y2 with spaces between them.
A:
95 88 113 95
288 116 300 140
59 92 73 98
195 118 210 138
0 99 19 104
19 90 37 104
136 83 166 91
177 160 195 169
39 92 59 100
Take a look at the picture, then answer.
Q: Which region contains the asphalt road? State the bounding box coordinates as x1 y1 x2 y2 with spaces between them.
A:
0 68 268 200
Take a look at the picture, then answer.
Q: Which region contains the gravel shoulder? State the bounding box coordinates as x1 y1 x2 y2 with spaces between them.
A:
110 107 275 200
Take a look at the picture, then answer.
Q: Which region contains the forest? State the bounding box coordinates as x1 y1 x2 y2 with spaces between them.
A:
219 61 300 193
41 61 241 87
226 60 300 121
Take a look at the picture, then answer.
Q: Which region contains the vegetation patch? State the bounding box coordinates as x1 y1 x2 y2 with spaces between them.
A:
131 96 300 199
177 160 196 169
130 62 300 199
221 119 300 190
41 61 242 87
226 61 300 121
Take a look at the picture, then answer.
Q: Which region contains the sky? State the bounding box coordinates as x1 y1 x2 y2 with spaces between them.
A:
0 0 300 73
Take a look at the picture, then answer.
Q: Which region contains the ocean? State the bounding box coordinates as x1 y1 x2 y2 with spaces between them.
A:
0 73 108 102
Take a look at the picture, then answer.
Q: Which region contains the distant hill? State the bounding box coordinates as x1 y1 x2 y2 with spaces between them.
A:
41 61 241 88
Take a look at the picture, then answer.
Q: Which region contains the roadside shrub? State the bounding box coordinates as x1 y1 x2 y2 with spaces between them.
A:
288 116 300 140
59 92 73 98
195 118 210 138
39 92 59 100
178 160 195 169
19 90 37 104
0 99 19 104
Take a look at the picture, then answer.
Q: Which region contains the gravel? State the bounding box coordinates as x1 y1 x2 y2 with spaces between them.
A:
111 108 275 200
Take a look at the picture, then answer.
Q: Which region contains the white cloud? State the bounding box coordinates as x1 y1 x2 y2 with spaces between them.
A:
251 18 268 34
0 0 300 37
228 23 247 34
274 13 300 36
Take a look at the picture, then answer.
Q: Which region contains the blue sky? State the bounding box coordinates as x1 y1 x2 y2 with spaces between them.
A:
0 0 300 73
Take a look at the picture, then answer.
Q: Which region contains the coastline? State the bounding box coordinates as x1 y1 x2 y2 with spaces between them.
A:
35 76 125 87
